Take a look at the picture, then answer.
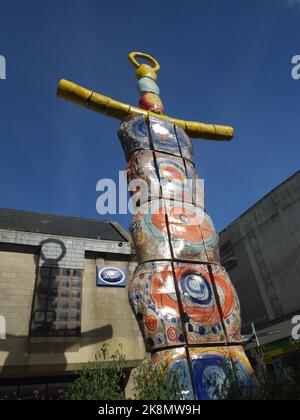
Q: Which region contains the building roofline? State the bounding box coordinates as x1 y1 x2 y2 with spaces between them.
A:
0 208 129 242
220 170 300 233
0 207 112 225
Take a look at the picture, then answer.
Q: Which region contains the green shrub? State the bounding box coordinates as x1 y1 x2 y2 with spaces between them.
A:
67 343 300 400
67 344 126 400
66 344 185 400
132 360 185 400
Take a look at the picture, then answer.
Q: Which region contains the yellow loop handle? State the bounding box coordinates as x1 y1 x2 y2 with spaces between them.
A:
128 51 160 72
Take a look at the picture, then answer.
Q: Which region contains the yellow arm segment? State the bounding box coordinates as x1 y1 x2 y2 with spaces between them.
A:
57 79 234 141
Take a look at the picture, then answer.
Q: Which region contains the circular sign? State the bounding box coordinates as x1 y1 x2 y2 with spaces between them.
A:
97 267 125 286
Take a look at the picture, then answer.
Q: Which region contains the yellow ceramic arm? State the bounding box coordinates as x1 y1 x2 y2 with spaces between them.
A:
57 79 234 141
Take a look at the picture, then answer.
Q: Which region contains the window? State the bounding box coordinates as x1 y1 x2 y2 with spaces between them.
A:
30 268 82 337
220 241 238 271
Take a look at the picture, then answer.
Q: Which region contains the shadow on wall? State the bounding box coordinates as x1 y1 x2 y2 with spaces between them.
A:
0 238 113 379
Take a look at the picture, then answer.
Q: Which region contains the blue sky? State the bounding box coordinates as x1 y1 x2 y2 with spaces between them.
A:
0 0 299 232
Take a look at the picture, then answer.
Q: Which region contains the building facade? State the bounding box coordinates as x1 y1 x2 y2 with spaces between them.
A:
219 171 300 373
1 170 299 398
0 209 145 398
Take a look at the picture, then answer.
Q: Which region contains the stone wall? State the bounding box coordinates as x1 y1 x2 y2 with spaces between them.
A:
0 230 145 381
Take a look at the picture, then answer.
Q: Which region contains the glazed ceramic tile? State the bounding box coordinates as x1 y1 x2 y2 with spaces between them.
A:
190 346 233 400
155 152 193 204
229 346 257 398
139 93 164 114
148 115 181 156
151 347 194 400
165 201 208 262
129 200 172 263
175 124 194 162
129 261 185 351
137 77 160 96
126 150 160 205
210 265 242 343
184 159 204 208
200 213 220 264
118 114 150 160
174 262 226 344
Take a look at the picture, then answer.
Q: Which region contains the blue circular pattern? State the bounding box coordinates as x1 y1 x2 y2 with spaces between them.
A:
154 333 166 345
180 270 213 306
199 327 206 335
131 290 143 305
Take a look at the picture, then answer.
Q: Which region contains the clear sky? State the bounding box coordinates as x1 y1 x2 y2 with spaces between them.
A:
0 0 299 232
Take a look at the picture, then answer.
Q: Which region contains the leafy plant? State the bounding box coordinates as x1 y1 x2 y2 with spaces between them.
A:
133 359 185 400
67 343 186 400
67 343 126 400
67 343 300 400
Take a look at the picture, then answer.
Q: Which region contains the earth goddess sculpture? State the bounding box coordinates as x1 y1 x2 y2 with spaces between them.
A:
57 52 256 400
